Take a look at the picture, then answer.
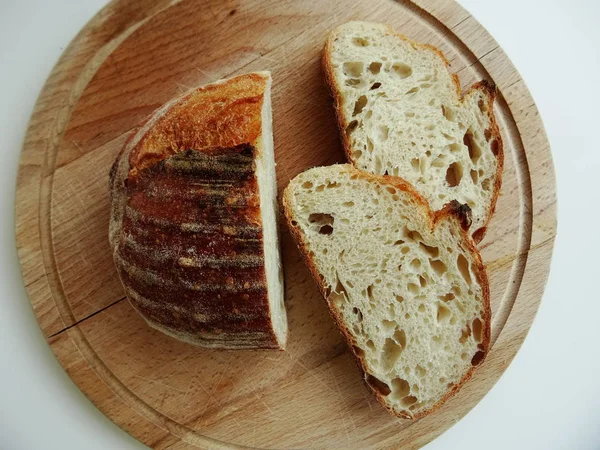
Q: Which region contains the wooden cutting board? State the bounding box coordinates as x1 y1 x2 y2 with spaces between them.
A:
15 0 557 448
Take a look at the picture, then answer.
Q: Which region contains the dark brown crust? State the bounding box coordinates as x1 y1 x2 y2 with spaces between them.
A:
322 22 504 244
445 200 473 231
282 164 491 419
110 73 284 350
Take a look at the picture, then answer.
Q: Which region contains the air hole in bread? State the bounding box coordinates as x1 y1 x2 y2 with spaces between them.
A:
419 242 439 258
342 201 355 207
368 61 382 74
374 124 389 142
393 329 406 347
418 304 426 313
345 78 362 87
470 169 479 184
428 98 435 106
382 319 395 331
390 377 410 400
461 352 469 361
405 228 423 243
478 98 487 113
407 282 419 295
382 337 403 371
367 284 376 304
471 351 485 366
333 274 345 294
436 303 452 323
400 395 418 408
459 325 471 344
343 61 364 77
441 105 456 121
416 365 426 377
395 295 405 304
446 162 463 187
456 254 471 284
308 213 335 236
421 82 432 89
329 291 346 307
484 128 492 141
346 120 359 136
464 129 481 164
429 259 447 276
392 63 412 79
410 259 422 270
472 317 483 343
446 143 461 154
366 374 391 396
353 95 368 116
352 36 370 46
370 82 382 90
366 339 376 351
481 177 492 191
406 87 419 95
352 150 363 159
439 292 455 302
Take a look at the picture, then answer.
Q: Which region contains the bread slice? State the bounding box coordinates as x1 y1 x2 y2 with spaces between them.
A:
109 72 287 349
283 164 490 418
323 21 503 242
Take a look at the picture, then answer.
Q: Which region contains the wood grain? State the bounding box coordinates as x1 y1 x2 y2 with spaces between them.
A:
15 0 557 448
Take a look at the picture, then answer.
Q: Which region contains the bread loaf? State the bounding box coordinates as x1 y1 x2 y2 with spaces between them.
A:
109 72 287 349
283 164 490 418
323 22 503 241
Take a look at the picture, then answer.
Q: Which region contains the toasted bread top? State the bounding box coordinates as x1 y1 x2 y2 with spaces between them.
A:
128 72 270 174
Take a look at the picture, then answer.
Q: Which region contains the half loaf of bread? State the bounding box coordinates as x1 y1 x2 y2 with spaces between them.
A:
323 21 503 241
109 72 287 349
283 164 490 418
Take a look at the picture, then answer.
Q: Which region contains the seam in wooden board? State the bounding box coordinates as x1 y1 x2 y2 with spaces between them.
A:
48 296 126 339
24 1 553 450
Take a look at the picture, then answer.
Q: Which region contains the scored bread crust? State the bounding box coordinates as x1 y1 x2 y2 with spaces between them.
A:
110 72 286 350
283 165 491 418
322 22 504 243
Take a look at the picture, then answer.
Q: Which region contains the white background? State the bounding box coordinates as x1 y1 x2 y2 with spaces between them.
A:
1 0 599 448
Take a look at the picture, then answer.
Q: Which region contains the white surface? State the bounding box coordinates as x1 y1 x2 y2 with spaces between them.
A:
0 0 598 448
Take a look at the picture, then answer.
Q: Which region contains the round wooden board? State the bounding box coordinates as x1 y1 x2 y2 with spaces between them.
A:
15 0 557 448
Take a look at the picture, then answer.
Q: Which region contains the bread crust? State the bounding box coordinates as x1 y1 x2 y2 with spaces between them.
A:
283 164 491 418
322 22 504 243
110 72 285 350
